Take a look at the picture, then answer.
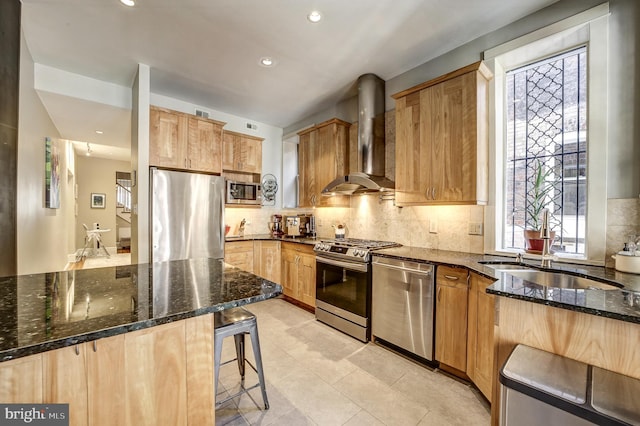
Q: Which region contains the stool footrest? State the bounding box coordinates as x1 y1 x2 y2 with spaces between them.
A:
216 382 262 408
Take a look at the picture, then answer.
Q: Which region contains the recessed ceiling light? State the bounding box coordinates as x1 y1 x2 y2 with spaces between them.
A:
259 57 276 67
95 130 104 134
307 10 322 23
120 0 135 7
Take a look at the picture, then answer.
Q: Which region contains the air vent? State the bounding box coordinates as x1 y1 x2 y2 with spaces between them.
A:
195 109 209 119
246 123 257 130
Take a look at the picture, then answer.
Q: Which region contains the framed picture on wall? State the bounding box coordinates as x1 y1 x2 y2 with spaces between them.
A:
91 193 106 209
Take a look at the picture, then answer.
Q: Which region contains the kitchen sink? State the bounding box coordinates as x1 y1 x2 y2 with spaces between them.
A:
505 270 622 291
479 261 537 272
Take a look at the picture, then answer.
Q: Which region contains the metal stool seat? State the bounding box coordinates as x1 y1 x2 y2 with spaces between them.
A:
214 307 269 410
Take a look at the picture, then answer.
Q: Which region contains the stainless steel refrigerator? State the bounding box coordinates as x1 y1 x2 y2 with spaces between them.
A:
150 168 225 262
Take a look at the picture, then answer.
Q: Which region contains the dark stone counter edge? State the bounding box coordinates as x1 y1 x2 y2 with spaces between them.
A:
225 234 317 245
372 250 640 325
484 289 640 325
0 286 282 363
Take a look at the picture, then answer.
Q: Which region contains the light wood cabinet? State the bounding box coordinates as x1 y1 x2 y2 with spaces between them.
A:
0 354 43 403
435 265 469 373
298 118 350 208
281 242 316 307
150 106 225 173
393 61 492 206
253 240 281 284
466 272 496 402
224 241 254 272
28 316 214 426
222 130 263 174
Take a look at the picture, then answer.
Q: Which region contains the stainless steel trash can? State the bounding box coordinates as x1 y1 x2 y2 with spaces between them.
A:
500 344 639 426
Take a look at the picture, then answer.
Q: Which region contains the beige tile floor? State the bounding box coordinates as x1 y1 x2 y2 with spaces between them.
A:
216 298 490 425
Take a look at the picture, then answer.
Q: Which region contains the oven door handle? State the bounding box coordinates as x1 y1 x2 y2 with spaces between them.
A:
316 256 369 273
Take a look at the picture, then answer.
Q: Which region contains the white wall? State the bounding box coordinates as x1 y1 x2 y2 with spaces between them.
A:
75 156 130 249
17 30 74 274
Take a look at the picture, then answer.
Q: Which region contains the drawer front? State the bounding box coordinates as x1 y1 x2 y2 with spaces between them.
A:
436 265 468 289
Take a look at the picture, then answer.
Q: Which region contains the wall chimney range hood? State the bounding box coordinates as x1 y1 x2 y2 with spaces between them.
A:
321 73 395 196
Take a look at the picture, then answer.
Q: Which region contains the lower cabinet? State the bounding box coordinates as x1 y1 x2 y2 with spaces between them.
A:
467 272 496 402
281 242 316 307
0 354 43 403
224 241 254 272
1 315 214 426
435 265 469 373
253 241 281 284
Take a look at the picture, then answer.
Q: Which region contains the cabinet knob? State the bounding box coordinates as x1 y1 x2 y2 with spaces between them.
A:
444 275 459 281
75 345 80 356
432 188 436 200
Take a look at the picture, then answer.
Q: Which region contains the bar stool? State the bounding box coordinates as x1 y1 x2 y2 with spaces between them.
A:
214 307 269 410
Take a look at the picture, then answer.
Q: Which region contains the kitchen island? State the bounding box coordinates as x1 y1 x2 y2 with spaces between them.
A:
0 258 282 425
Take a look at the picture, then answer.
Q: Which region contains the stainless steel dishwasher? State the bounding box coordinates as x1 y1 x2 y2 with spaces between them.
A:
371 256 435 360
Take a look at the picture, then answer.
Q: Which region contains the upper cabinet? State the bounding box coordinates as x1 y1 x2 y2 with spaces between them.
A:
149 106 225 174
222 130 263 175
393 61 493 206
298 118 350 208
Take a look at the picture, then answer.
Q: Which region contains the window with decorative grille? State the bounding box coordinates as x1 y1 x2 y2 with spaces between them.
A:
503 46 588 255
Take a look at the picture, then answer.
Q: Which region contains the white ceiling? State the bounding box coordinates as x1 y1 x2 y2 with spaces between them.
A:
21 0 558 158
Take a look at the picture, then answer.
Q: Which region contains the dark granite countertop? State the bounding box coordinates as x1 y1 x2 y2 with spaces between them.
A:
225 234 318 245
0 258 281 362
373 247 640 325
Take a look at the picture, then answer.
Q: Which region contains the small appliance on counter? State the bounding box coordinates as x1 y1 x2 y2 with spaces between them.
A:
268 214 284 237
285 214 314 238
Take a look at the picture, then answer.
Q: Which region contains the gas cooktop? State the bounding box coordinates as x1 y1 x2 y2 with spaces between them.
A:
314 238 401 262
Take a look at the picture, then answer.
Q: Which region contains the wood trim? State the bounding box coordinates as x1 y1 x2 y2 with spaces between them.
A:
281 295 315 314
297 118 352 136
392 61 493 99
150 105 226 127
221 129 264 142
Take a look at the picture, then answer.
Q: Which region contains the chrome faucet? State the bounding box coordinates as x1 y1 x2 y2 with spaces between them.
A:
540 209 553 268
239 218 246 236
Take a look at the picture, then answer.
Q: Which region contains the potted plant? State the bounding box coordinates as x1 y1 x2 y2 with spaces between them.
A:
523 160 555 254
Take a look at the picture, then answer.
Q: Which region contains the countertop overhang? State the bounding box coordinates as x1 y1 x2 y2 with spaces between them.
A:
0 258 281 362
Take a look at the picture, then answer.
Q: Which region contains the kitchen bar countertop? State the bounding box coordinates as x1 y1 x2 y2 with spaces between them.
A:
373 246 640 325
0 258 281 362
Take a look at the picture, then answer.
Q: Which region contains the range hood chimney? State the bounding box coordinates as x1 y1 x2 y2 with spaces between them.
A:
321 74 395 196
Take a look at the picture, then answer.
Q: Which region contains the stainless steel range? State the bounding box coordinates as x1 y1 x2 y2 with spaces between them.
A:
314 238 400 342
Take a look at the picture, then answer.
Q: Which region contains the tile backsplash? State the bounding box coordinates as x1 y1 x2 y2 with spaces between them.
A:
225 196 640 265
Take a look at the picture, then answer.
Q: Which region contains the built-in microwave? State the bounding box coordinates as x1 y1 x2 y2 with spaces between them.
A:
226 180 262 205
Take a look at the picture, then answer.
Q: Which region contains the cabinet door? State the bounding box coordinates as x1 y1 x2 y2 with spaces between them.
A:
297 252 316 307
280 247 299 299
395 92 431 205
435 266 468 372
0 354 43 403
469 272 495 401
150 107 188 169
87 335 126 426
43 345 88 426
315 122 347 207
222 132 238 171
188 117 222 174
298 131 316 207
124 321 187 426
254 241 281 284
239 137 262 174
431 73 477 202
224 241 254 272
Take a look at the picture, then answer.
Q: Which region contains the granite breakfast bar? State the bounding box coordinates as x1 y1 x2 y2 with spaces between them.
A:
0 258 282 425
